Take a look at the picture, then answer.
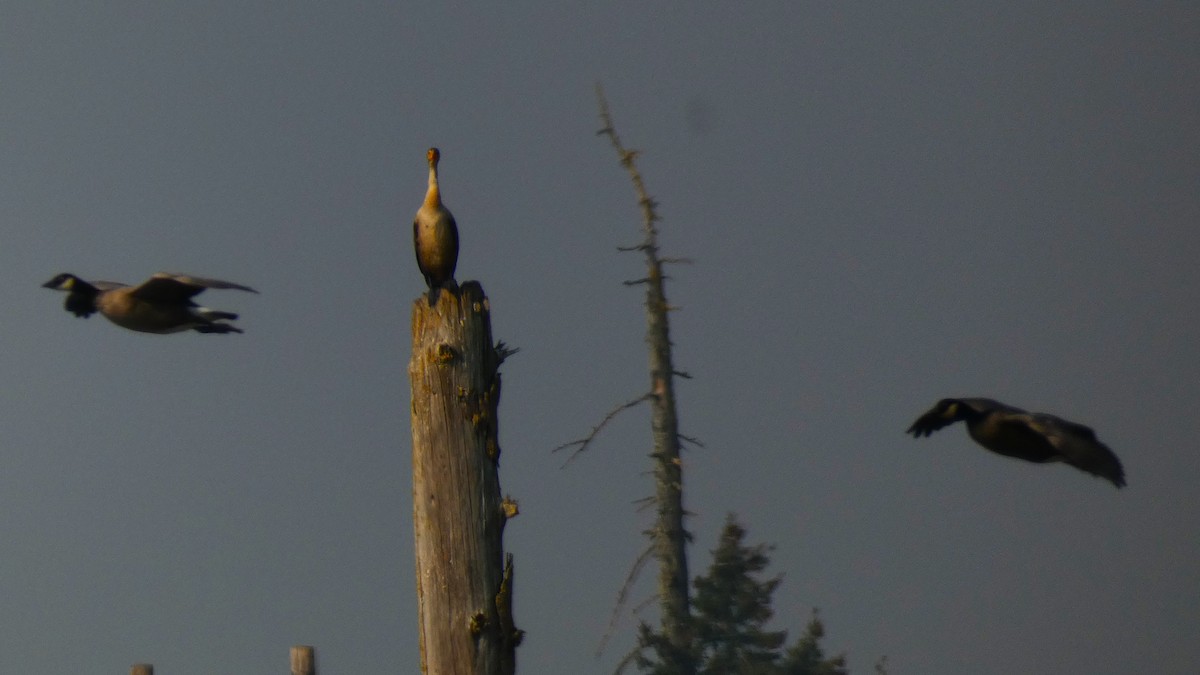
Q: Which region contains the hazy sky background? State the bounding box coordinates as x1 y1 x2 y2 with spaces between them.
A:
2 3 1197 673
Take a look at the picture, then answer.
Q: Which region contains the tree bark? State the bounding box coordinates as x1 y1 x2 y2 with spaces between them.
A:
410 283 519 675
644 261 691 668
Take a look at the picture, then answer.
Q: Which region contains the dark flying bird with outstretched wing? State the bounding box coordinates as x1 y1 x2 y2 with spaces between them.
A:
906 397 1125 488
43 272 257 334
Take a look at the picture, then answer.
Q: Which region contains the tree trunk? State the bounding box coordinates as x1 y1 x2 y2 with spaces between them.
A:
409 283 519 675
645 263 692 669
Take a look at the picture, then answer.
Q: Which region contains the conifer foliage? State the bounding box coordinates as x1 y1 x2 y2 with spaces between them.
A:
632 515 848 675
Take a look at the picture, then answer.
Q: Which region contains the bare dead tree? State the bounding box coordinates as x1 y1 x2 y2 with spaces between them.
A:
555 85 697 674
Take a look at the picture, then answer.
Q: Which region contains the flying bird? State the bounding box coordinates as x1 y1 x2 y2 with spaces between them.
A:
413 147 459 305
43 272 257 334
906 397 1125 488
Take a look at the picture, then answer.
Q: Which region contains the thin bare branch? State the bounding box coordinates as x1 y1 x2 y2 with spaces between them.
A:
596 544 656 658
673 370 692 379
678 433 705 448
613 647 642 675
553 393 652 468
631 594 658 615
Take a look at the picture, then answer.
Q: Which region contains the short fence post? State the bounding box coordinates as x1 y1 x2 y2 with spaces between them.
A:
291 645 317 675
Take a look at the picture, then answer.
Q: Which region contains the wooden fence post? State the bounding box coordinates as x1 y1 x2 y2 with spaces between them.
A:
290 645 316 674
410 283 519 674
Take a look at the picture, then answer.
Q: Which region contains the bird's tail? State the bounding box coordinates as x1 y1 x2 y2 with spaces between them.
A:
195 307 239 322
193 323 244 334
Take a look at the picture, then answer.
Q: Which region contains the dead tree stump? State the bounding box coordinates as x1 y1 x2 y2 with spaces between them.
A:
409 282 519 675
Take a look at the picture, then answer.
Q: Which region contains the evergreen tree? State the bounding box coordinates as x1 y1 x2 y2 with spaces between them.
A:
692 515 787 674
779 610 848 675
631 621 698 675
632 515 850 675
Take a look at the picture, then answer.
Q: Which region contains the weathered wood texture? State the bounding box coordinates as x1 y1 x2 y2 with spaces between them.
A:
410 282 518 675
130 666 153 675
290 645 316 675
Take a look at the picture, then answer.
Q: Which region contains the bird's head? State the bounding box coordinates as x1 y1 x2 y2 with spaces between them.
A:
932 398 964 421
427 147 441 167
907 397 974 437
43 273 100 317
42 273 82 291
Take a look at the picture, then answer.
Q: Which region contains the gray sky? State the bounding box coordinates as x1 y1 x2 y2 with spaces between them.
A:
2 3 1197 673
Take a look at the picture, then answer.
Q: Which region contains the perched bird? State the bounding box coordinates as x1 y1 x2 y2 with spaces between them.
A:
413 147 459 305
43 272 257 334
906 397 1126 488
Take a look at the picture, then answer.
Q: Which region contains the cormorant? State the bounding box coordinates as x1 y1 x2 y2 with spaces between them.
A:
413 147 459 305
